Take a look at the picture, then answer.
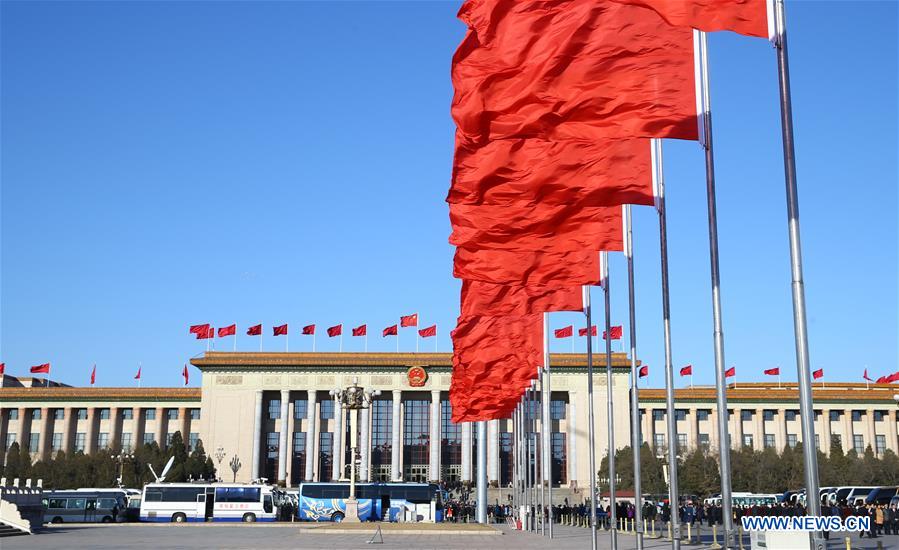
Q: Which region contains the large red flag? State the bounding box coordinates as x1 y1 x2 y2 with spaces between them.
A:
301 324 314 335
680 365 693 376
579 326 597 337
30 363 51 374
196 326 214 340
554 326 573 339
454 247 601 286
352 324 367 337
383 325 398 337
610 0 769 38
274 324 289 336
247 324 262 336
217 324 236 338
460 280 583 317
419 325 437 338
603 326 624 340
449 203 623 253
764 367 780 376
452 0 697 145
400 314 419 328
90 364 96 385
327 324 342 337
449 138 653 207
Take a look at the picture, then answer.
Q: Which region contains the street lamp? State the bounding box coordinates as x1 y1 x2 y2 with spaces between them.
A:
330 377 381 522
112 452 134 488
214 446 226 482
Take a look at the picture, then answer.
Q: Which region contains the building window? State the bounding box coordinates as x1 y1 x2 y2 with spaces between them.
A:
53 409 65 420
764 434 775 448
814 434 820 449
874 411 885 422
98 433 109 449
851 411 862 422
763 410 774 421
787 434 798 448
320 400 334 420
291 432 307 485
31 409 41 420
143 433 155 446
99 408 111 420
76 408 89 420
403 400 430 472
268 399 281 420
677 433 687 451
652 410 664 421
653 433 666 451
742 434 753 448
165 433 174 448
698 434 710 448
318 432 333 480
293 399 307 419
853 435 864 454
190 409 201 420
122 408 133 420
674 410 687 421
829 410 840 422
51 433 62 451
525 399 539 420
696 410 709 421
167 409 179 420
8 410 18 420
876 435 886 456
5 434 16 449
551 432 567 486
551 400 566 420
499 432 513 486
371 399 392 467
441 401 461 478
740 410 753 421
785 410 797 421
75 433 86 452
189 433 199 452
122 433 132 452
28 433 39 452
144 409 156 420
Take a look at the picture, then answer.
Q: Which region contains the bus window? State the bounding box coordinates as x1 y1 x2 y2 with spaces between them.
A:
263 494 273 514
67 498 87 510
48 498 67 509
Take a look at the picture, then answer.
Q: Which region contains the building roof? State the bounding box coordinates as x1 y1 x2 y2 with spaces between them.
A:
0 387 201 403
638 382 899 405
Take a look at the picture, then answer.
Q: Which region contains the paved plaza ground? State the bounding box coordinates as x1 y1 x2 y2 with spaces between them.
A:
3 523 898 549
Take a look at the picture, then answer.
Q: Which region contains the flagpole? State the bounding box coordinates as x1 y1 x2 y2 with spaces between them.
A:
286 332 289 353
583 284 598 550
312 332 316 353
773 0 822 530
261 328 264 352
365 333 368 353
234 332 237 352
694 31 734 547
599 252 618 550
138 362 142 388
623 206 644 550
652 138 683 550
340 332 343 353
416 313 420 353
542 313 553 539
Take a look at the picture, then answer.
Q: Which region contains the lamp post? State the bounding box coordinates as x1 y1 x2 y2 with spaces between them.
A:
331 377 381 522
112 452 133 488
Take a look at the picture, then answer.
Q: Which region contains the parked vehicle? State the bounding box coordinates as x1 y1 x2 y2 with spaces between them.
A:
296 482 443 522
42 490 128 524
139 482 281 523
865 487 899 505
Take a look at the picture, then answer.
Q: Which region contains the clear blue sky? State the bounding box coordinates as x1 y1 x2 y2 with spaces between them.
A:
1 1 896 388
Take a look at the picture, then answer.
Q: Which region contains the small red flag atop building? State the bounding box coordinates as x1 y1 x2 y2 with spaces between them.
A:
0 363 5 376
383 325 398 337
638 365 648 378
327 324 342 337
400 314 418 328
863 369 873 382
183 364 189 386
274 324 289 336
554 326 573 338
247 324 262 336
352 325 367 337
30 363 50 374
300 324 315 335
134 366 142 380
603 326 623 340
725 366 736 378
812 368 824 380
90 364 96 385
764 367 780 376
195 326 214 340
579 326 597 337
218 324 236 338
189 323 210 336
680 365 692 376
419 325 437 338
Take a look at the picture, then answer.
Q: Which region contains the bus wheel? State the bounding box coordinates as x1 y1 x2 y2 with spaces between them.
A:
101 516 113 523
331 512 345 523
51 517 63 524
172 513 187 523
242 513 256 523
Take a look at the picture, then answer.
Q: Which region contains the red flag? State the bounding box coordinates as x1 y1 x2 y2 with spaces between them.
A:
680 365 693 376
639 365 649 378
352 325 367 337
725 366 736 378
327 324 342 337
460 281 582 317
189 323 210 336
300 324 314 336
247 324 262 336
383 325 398 337
876 375 888 384
195 326 214 340
863 369 873 382
579 326 597 337
452 0 698 145
450 203 623 253
400 314 418 328
217 324 236 338
554 326 573 339
90 364 96 385
134 366 142 380
887 371 899 384
419 325 437 338
30 363 50 374
182 364 189 386
273 324 289 336
603 326 623 340
0 363 4 376
812 368 824 380
609 0 770 39
449 138 653 208
764 367 780 376
454 247 601 286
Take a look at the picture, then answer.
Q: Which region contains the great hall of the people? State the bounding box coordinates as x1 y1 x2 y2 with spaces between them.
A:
1 352 897 490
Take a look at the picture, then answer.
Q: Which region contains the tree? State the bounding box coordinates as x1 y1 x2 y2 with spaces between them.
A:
185 439 216 481
678 447 720 497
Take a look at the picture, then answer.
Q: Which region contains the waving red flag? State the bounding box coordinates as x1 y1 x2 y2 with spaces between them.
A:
812 368 824 380
418 325 437 338
30 363 50 374
764 367 780 376
134 366 142 380
725 366 736 378
680 365 693 376
182 364 189 386
352 325 367 337
383 325 398 337
0 363 5 376
603 326 624 340
195 326 214 340
876 375 888 384
218 324 236 338
454 247 601 286
327 324 342 337
554 326 573 339
452 0 697 145
639 365 649 378
449 138 653 208
189 323 210 336
400 314 418 328
863 369 873 382
579 326 597 337
461 281 583 317
609 0 769 38
274 324 289 336
247 324 262 336
90 364 96 385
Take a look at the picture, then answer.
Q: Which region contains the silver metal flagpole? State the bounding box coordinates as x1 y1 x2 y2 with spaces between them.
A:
653 138 682 550
542 313 554 538
695 30 734 548
624 205 644 550
773 0 822 542
538 369 545 536
531 380 538 533
583 284 598 550
477 420 488 523
601 252 618 550
524 387 532 531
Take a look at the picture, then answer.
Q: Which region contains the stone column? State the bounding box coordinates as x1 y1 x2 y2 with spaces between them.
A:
360 406 371 482
461 422 473 482
567 393 577 486
644 408 655 449
842 410 854 453
429 390 441 482
37 407 51 460
134 408 146 451
179 407 189 448
821 409 832 453
251 390 263 481
776 408 787 451
86 407 99 454
733 408 743 449
278 391 289 484
866 409 876 452
691 408 700 451
305 392 318 482
332 396 343 481
391 390 402 481
18 407 30 454
754 408 765 451
488 419 500 483
109 407 120 451
887 410 899 455
286 398 296 484
708 408 719 451
60 408 75 455
154 407 165 449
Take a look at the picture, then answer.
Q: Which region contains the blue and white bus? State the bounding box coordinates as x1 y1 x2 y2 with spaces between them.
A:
139 483 280 523
297 482 443 523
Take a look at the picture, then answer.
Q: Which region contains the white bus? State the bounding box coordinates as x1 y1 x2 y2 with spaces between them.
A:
139 483 280 523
